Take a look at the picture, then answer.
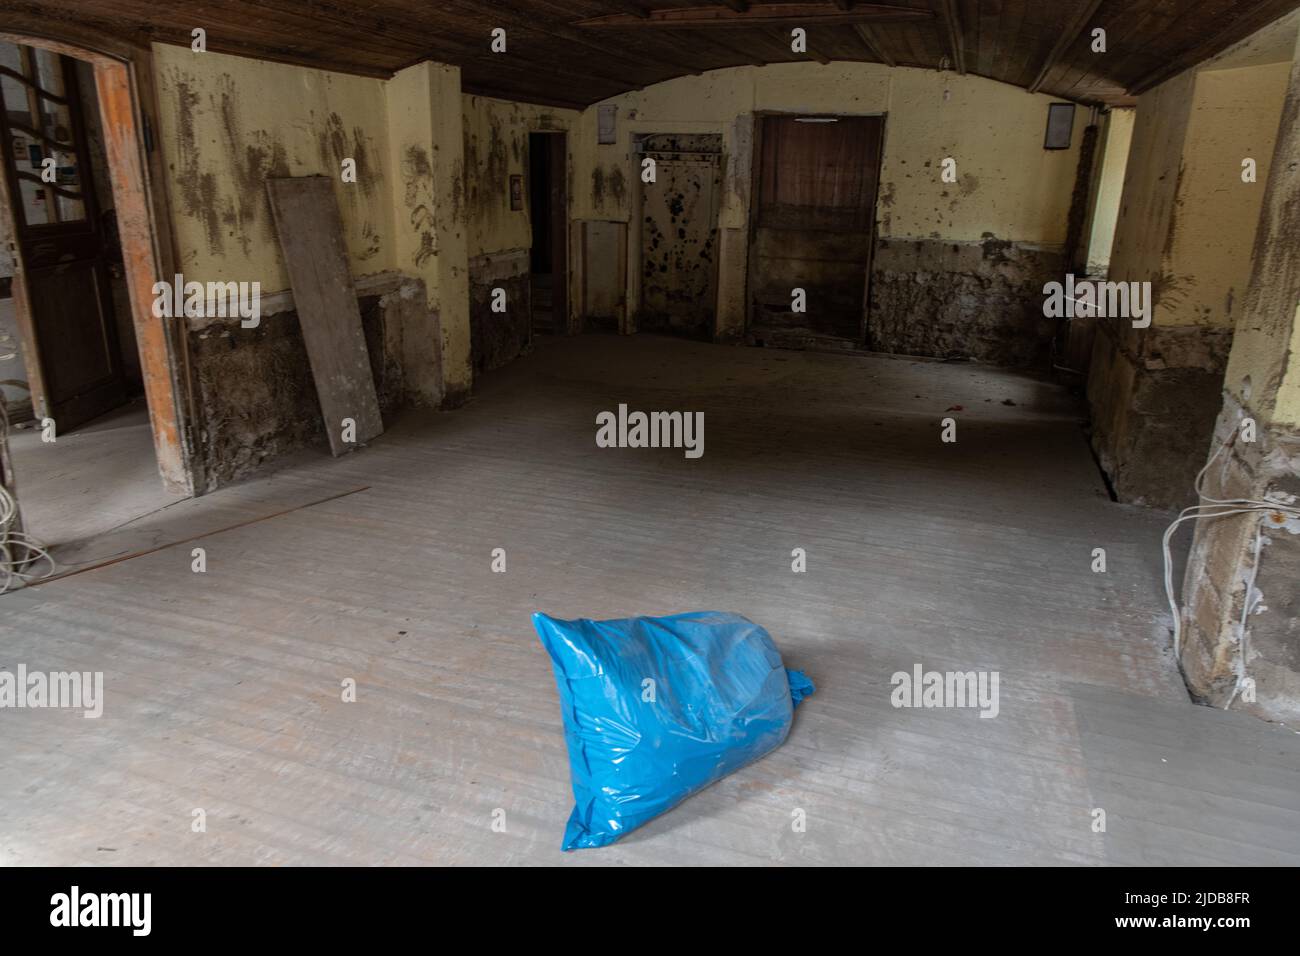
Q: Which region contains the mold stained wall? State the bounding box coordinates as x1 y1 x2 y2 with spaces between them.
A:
566 62 1089 353
1163 63 1290 330
1086 14 1296 509
383 61 470 402
152 45 394 288
461 95 578 260
153 48 471 409
1215 19 1300 429
1179 24 1300 721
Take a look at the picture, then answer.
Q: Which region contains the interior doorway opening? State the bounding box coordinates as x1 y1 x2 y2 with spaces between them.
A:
746 113 884 352
0 34 187 564
528 130 567 335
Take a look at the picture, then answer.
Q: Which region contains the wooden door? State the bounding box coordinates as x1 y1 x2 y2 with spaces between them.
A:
639 134 723 339
0 42 125 431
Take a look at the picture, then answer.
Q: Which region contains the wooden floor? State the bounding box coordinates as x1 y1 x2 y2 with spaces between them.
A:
6 398 177 548
3 334 1298 865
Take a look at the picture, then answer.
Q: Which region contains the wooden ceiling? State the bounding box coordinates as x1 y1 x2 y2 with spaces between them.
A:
6 0 1300 108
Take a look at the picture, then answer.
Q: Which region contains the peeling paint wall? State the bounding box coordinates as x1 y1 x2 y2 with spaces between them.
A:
189 281 415 486
151 48 470 486
461 95 577 369
462 95 577 259
153 45 393 287
1180 17 1300 723
384 61 468 404
564 62 1087 356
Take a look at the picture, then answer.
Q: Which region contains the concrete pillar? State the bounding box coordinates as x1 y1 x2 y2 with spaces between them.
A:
1180 31 1300 721
385 62 472 407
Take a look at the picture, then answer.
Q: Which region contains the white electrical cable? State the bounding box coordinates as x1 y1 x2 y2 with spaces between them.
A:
1161 418 1300 709
1225 519 1265 709
0 368 56 593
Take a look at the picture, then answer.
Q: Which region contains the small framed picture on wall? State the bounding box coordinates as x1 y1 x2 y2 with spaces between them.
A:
510 174 523 211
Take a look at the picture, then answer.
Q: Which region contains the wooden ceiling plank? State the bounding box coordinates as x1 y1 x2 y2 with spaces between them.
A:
576 4 935 28
975 0 1003 77
461 81 588 110
687 30 770 67
1128 0 1299 94
765 26 832 65
938 0 967 73
1027 0 1104 92
852 23 898 66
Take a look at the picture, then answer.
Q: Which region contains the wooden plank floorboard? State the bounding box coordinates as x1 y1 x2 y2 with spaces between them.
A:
2 334 1297 865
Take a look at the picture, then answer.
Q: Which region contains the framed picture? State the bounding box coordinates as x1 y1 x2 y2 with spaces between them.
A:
509 174 523 210
1044 102 1075 150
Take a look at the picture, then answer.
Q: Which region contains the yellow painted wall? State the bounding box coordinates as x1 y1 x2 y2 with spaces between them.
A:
566 63 1088 244
1105 69 1196 321
384 62 471 398
1108 18 1292 330
152 45 393 289
461 95 578 259
1221 23 1300 427
1163 62 1290 328
1276 305 1300 426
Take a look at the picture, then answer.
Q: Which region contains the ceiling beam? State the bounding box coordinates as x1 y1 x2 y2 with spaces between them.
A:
1027 0 1105 93
576 4 934 29
937 0 965 75
852 23 895 67
598 0 764 66
833 1 855 9
719 1 750 11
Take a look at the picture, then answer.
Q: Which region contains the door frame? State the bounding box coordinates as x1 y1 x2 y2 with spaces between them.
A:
0 24 201 496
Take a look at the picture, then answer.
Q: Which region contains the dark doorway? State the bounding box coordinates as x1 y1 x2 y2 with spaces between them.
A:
747 114 884 351
0 41 134 431
528 131 567 334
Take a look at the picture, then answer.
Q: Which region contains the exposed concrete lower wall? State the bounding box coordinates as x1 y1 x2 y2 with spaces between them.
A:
866 238 1065 367
188 273 434 489
469 249 532 373
1181 401 1300 722
1087 319 1233 509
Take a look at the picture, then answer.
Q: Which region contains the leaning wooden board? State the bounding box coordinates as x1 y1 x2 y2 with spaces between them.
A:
266 176 383 456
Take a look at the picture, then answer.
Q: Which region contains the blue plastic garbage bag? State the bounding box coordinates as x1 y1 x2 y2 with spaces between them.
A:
532 610 815 850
